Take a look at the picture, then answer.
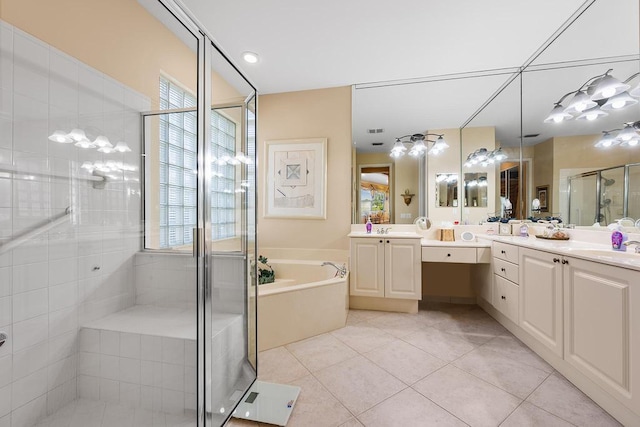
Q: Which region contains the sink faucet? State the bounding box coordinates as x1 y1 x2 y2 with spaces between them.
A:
321 261 347 278
623 240 640 253
376 227 392 234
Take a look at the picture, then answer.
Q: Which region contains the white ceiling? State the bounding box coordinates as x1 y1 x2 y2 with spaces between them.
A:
179 0 587 93
178 0 639 151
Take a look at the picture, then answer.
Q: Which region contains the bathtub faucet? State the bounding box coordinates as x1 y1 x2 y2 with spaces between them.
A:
322 261 347 278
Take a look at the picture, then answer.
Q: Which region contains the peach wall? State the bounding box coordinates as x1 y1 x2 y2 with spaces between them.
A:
258 86 352 250
1 0 198 107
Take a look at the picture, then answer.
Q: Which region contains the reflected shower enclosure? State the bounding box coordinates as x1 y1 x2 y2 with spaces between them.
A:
0 1 257 426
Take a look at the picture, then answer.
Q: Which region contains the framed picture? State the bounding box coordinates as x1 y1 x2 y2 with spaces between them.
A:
536 185 549 212
265 138 327 219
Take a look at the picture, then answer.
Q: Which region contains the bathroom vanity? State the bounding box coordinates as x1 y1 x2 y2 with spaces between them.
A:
348 225 493 312
348 230 422 313
476 234 640 427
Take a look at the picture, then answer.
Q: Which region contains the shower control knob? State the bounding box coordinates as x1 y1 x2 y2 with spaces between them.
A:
0 331 7 348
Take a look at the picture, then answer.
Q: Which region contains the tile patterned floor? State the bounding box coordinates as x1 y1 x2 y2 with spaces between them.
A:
31 303 622 427
229 303 622 427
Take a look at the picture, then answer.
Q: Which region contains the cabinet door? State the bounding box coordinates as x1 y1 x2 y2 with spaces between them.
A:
350 238 385 297
494 275 519 323
385 238 421 300
564 257 639 410
519 248 563 357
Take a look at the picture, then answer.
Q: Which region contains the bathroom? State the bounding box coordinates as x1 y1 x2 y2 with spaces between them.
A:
1 0 640 427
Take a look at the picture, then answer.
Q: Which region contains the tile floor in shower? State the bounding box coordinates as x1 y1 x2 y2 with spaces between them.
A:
34 303 621 426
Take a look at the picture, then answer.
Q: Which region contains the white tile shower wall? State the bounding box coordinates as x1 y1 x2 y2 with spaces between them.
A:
77 328 196 415
134 251 247 314
0 20 148 424
134 252 196 309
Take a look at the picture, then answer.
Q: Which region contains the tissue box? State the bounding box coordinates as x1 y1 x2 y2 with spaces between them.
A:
438 229 455 241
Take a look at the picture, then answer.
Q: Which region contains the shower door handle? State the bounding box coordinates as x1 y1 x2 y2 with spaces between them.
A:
193 227 204 257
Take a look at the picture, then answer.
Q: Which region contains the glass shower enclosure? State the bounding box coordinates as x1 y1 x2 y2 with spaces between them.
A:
0 0 256 425
141 6 258 426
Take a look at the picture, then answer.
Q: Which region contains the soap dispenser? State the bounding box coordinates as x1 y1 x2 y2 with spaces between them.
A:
366 217 372 234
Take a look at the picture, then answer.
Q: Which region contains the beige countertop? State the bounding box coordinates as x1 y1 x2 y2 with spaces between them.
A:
481 234 640 272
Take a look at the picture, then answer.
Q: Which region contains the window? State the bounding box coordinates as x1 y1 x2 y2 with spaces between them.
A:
157 77 237 248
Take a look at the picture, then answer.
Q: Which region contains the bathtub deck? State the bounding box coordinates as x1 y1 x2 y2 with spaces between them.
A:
83 304 241 340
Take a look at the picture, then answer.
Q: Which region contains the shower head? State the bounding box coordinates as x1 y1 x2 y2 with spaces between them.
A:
601 178 615 186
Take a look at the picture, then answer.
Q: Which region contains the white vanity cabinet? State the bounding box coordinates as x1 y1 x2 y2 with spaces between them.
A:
350 237 421 300
562 256 639 412
491 241 519 323
519 248 564 358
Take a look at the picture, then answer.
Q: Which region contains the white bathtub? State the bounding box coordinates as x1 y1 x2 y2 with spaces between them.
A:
257 260 349 351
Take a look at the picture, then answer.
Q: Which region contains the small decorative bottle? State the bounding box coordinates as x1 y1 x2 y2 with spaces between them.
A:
366 217 372 234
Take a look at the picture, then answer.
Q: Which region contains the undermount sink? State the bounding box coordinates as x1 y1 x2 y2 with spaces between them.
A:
565 248 640 261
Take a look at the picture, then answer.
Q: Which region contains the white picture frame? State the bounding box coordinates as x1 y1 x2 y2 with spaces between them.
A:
265 138 327 219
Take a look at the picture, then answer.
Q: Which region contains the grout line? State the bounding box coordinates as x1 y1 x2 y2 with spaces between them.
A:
515 372 580 427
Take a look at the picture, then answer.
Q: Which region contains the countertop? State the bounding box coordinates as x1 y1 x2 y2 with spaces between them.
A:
481 234 640 272
348 225 640 271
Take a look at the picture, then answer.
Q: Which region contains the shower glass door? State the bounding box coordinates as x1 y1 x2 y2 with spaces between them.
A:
203 43 257 426
568 172 598 225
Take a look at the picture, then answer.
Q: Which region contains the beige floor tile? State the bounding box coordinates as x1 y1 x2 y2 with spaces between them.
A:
339 419 363 427
346 309 386 325
414 305 465 326
330 323 396 353
364 312 426 338
257 347 310 384
286 374 353 427
357 388 467 427
481 335 553 373
526 372 622 426
286 333 358 372
413 364 521 427
453 347 551 399
431 315 507 345
402 327 477 362
500 402 573 427
314 355 406 415
363 339 446 385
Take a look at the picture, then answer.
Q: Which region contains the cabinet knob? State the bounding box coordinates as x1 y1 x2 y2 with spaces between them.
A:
553 258 560 263
379 240 383 243
386 240 390 244
501 267 506 272
501 250 506 254
501 295 506 300
447 253 451 257
562 259 569 265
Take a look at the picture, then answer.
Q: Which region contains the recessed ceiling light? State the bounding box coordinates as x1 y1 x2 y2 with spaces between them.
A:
242 51 259 64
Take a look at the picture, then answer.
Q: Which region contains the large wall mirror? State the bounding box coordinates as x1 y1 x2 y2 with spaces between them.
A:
520 0 640 227
352 0 640 229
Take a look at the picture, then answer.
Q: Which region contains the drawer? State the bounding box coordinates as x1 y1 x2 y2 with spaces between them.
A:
493 241 519 264
493 274 519 324
493 258 519 283
422 247 477 263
